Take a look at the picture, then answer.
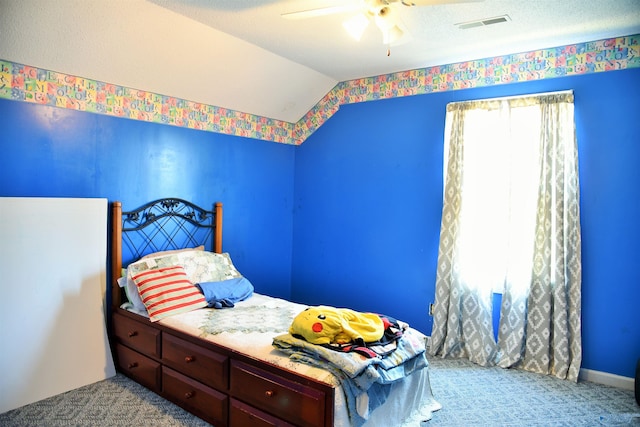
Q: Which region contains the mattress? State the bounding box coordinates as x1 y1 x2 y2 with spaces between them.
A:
129 293 441 426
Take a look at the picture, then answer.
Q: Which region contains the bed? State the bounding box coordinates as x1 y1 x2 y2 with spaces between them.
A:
109 198 440 427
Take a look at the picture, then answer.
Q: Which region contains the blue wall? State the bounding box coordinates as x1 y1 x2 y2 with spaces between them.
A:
0 99 296 298
293 68 640 378
1 68 638 379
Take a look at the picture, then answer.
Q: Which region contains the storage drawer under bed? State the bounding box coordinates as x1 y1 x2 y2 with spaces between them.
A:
112 312 161 358
230 398 296 427
230 360 326 427
162 332 229 391
162 366 228 426
115 343 161 392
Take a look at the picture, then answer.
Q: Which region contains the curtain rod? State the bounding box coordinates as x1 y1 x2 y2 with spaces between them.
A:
449 89 574 105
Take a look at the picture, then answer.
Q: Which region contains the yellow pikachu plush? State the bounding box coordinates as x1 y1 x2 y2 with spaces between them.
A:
289 306 384 345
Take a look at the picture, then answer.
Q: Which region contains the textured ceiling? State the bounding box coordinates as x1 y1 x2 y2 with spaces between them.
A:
1 0 639 122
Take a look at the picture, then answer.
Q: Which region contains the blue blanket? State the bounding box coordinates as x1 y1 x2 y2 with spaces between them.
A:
272 327 428 427
195 277 254 308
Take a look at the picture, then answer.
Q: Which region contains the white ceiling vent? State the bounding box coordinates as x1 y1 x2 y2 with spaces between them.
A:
456 15 511 30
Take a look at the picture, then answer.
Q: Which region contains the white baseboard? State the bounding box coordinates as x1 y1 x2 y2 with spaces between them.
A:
579 368 635 391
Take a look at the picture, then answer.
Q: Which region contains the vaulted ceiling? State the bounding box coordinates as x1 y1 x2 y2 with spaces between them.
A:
1 0 639 123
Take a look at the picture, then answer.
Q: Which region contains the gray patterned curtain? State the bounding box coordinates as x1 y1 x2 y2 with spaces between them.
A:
428 92 582 381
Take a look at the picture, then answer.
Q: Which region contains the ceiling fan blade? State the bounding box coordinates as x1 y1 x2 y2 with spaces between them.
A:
401 0 484 5
281 4 363 20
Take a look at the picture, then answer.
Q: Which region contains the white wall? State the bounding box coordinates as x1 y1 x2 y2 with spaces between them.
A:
0 197 115 414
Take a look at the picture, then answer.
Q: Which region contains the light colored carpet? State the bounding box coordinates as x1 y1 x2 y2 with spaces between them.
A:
426 357 639 426
1 357 638 426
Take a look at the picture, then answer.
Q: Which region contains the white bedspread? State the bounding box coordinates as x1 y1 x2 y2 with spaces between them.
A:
153 293 441 426
158 293 340 385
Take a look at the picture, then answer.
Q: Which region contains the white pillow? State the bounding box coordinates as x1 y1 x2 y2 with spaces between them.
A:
128 250 242 283
123 250 243 313
177 251 243 284
118 275 146 313
140 245 204 259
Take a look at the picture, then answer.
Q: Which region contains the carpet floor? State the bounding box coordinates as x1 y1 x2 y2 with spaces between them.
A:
1 357 638 426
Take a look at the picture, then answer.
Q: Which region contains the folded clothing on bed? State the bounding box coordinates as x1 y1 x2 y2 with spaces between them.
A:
273 326 428 427
195 277 254 308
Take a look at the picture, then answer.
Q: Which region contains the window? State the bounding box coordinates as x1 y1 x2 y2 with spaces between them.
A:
443 100 542 295
430 91 582 380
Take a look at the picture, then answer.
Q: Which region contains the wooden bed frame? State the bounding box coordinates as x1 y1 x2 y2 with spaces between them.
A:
109 198 335 427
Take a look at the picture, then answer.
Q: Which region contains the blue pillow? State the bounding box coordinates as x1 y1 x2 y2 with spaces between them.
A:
195 277 254 309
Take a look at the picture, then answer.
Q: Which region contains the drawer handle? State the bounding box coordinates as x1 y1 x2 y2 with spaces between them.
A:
128 362 138 369
184 391 194 399
184 356 195 363
128 331 138 338
264 390 275 398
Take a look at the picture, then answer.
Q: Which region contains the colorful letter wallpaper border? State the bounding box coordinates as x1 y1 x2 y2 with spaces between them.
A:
1 34 638 145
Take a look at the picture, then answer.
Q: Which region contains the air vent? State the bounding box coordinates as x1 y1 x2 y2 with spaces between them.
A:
456 15 510 30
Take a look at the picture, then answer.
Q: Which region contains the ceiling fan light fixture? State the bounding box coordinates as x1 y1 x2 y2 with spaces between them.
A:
373 6 396 31
372 5 404 45
343 12 370 41
382 24 404 45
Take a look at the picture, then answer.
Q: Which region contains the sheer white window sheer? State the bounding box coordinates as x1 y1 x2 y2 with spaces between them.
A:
429 91 582 381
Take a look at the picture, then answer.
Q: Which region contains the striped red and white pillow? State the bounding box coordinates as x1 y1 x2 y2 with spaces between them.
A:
131 265 207 322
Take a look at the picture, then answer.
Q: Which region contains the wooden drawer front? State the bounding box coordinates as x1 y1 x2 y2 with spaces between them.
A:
113 312 161 358
230 398 296 427
115 344 161 392
230 361 325 427
162 333 229 391
162 367 228 426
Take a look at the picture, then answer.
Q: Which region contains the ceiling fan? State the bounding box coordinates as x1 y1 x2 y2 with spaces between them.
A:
282 0 483 53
